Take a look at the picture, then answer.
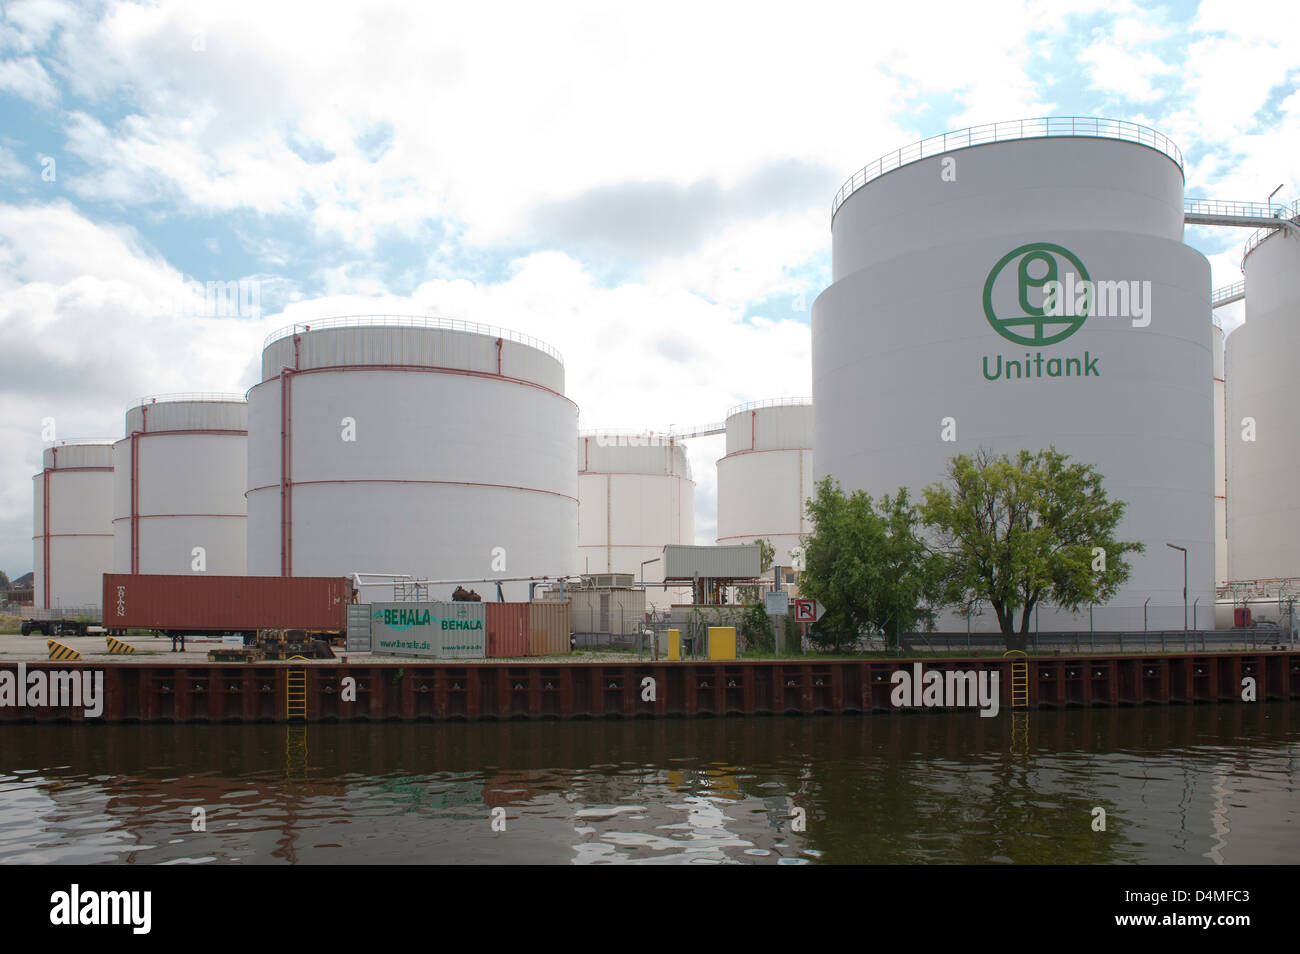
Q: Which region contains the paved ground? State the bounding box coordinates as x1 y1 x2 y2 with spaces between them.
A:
0 632 647 664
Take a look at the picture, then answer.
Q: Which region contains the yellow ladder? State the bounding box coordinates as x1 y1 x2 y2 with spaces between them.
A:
1004 650 1029 709
286 664 308 721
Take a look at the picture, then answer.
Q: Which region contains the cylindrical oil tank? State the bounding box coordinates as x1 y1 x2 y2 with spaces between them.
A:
814 118 1212 631
247 317 577 601
32 441 114 611
1226 203 1300 582
1213 321 1226 585
715 398 813 568
112 395 248 576
577 430 694 607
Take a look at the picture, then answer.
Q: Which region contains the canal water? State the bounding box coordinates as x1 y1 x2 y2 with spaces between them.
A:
1 704 1296 864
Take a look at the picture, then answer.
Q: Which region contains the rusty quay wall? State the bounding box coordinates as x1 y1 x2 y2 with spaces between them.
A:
0 652 1297 723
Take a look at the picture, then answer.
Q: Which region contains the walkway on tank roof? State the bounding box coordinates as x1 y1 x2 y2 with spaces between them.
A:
831 117 1300 248
261 315 564 364
831 116 1183 218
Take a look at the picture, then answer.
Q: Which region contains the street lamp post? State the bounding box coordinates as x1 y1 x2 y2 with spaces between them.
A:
640 558 660 658
1166 543 1188 631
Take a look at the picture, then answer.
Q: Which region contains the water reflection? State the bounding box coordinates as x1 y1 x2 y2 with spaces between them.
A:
0 704 1295 864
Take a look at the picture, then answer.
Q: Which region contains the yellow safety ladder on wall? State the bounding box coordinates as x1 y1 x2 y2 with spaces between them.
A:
1004 650 1029 708
286 660 308 721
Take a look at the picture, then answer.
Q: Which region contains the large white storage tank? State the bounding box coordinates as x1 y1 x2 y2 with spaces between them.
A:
246 317 577 600
715 398 813 567
577 431 694 607
112 395 248 575
1225 204 1300 582
32 441 114 611
814 118 1213 631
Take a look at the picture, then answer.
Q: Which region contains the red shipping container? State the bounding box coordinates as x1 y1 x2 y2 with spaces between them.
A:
485 603 529 657
103 574 353 634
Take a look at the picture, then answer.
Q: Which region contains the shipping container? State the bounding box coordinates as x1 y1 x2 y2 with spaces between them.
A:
486 603 529 657
528 600 571 655
103 574 353 635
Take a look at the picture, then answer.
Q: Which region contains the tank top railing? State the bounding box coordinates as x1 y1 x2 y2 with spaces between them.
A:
832 117 1184 220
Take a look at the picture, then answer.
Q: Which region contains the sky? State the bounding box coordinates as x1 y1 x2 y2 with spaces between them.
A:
0 0 1296 579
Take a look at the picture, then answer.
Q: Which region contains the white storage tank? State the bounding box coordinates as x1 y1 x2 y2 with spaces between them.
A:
246 317 577 600
1225 202 1300 582
112 394 248 575
32 441 115 611
577 430 694 608
715 398 813 568
814 118 1213 631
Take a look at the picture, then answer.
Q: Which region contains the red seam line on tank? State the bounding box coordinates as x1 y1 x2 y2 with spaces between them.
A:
113 429 247 440
247 478 578 503
255 364 577 409
719 447 812 459
579 472 695 481
578 544 687 550
112 514 247 522
31 533 114 539
1213 377 1224 383
716 532 805 541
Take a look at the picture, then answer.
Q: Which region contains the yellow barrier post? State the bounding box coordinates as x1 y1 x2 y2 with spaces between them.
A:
707 626 737 661
667 629 681 661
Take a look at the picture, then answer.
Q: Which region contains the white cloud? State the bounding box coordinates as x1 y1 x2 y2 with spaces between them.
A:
1078 40 1175 101
0 53 58 103
0 145 29 183
31 0 1080 303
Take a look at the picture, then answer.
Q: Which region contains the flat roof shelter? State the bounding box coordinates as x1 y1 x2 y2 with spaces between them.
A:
662 544 763 605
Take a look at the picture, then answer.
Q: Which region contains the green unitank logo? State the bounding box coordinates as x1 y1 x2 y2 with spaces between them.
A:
983 243 1091 346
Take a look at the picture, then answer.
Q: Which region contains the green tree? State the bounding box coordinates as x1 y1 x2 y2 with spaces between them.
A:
735 538 776 603
0 570 9 591
800 477 945 651
921 447 1143 650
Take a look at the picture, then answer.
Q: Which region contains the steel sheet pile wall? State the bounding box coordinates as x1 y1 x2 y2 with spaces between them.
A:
3 652 1296 723
815 121 1212 631
1226 204 1300 582
104 574 352 633
715 399 813 567
247 319 576 601
33 442 115 610
112 396 248 576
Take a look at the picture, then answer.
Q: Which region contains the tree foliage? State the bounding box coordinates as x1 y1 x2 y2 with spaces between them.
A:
800 476 944 650
921 447 1143 649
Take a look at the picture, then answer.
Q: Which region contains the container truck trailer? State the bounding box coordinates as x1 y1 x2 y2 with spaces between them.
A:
103 574 354 642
